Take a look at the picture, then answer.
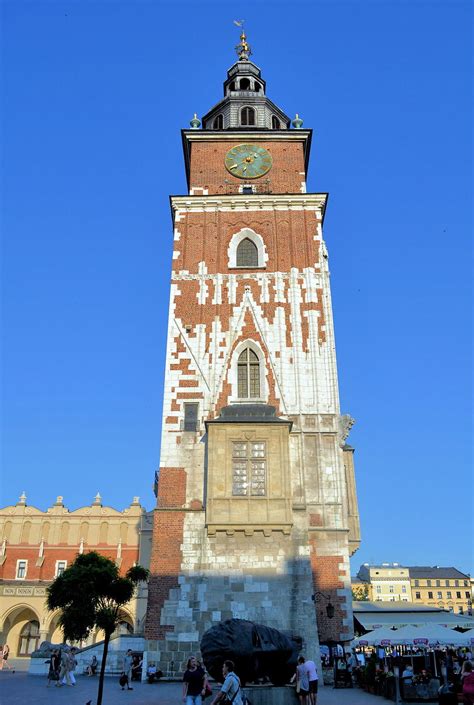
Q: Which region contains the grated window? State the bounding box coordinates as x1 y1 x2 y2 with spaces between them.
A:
236 238 258 267
232 441 266 496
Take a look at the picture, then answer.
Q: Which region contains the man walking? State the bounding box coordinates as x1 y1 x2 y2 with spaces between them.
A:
303 656 318 705
210 660 243 705
59 646 71 686
122 649 134 691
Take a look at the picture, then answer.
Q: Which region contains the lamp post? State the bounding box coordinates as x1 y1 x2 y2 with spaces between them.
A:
311 591 335 619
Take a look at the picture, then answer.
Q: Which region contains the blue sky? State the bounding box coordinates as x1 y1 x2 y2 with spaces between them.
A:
1 1 472 575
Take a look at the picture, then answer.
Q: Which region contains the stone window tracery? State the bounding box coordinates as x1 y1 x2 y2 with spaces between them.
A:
19 620 40 656
237 348 260 398
232 441 266 496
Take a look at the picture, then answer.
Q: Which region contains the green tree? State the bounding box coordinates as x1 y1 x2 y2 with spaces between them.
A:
46 551 148 705
352 583 370 601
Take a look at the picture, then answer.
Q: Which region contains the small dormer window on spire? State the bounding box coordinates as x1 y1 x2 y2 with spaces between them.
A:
272 116 281 130
213 114 224 129
241 107 255 126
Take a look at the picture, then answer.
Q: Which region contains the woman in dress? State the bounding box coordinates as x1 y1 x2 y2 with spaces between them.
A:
47 649 61 687
2 644 13 672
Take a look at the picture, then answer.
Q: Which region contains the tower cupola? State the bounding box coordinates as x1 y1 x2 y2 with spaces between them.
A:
201 29 290 131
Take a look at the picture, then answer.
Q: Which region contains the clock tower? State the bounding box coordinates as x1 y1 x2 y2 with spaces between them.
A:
145 31 360 674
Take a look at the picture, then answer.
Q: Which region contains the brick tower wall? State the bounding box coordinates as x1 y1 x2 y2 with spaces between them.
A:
144 183 358 671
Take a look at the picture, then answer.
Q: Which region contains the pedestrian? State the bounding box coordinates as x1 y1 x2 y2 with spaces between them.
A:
293 656 309 705
47 648 61 687
1 644 14 672
59 647 72 686
131 654 143 681
183 655 207 705
302 656 318 705
121 649 134 690
461 662 474 704
67 647 78 685
210 660 243 705
87 654 98 676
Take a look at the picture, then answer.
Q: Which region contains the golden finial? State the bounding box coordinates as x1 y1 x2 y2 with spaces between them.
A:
233 20 252 60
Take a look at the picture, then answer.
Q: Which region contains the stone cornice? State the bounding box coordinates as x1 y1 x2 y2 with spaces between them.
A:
171 192 328 218
182 129 311 143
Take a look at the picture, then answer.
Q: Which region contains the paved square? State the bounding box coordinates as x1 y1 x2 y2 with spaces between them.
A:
0 672 385 705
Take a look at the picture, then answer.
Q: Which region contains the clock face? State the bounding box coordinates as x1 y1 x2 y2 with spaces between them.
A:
224 144 273 179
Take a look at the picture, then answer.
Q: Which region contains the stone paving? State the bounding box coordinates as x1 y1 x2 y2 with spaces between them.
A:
0 672 388 705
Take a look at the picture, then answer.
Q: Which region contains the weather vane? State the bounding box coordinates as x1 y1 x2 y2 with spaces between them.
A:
234 19 252 60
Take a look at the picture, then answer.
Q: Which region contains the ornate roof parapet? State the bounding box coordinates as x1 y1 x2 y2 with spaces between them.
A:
16 491 27 506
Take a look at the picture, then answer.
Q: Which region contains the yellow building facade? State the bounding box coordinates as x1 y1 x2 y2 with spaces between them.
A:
354 564 472 616
357 563 412 602
410 567 472 615
0 493 152 659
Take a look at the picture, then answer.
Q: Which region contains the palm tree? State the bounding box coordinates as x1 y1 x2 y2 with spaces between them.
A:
47 551 148 705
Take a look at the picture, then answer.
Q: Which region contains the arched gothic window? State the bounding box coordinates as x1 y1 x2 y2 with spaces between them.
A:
238 348 260 398
236 237 258 267
19 620 40 656
241 107 255 126
213 114 223 129
271 115 281 129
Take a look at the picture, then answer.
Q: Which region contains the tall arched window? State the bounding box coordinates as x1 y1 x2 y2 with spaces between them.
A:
19 620 40 655
213 114 223 129
239 78 250 90
241 107 255 126
236 237 258 267
238 348 260 398
271 115 281 129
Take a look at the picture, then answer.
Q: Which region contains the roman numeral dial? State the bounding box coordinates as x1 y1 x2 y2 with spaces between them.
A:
224 144 273 179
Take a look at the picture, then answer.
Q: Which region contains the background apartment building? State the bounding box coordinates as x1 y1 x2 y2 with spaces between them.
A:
357 563 412 601
354 564 472 615
410 566 472 614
